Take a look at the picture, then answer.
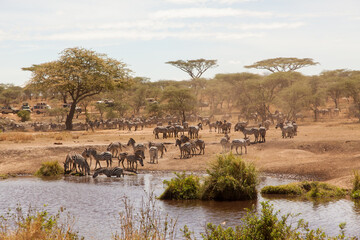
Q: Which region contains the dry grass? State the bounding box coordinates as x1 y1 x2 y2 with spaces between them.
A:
0 133 35 143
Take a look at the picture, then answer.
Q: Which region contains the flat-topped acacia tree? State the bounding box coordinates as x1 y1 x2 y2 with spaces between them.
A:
23 47 131 130
245 57 318 73
166 59 218 79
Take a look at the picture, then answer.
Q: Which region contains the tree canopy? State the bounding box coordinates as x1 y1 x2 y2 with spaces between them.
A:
23 47 131 130
166 59 218 79
245 57 318 73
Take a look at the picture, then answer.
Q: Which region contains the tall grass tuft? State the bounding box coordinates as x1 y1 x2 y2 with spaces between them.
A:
201 153 258 201
35 161 64 177
0 206 81 240
351 170 360 199
159 172 200 200
114 193 177 240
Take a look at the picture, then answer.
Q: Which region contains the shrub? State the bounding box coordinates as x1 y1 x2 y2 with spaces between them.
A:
201 153 258 201
261 181 346 198
0 206 80 240
351 170 360 199
17 110 31 122
199 201 350 240
35 161 64 177
159 172 200 200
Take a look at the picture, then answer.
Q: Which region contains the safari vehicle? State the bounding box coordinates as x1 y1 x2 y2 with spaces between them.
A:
32 102 51 114
1 106 18 114
62 103 82 113
21 103 32 112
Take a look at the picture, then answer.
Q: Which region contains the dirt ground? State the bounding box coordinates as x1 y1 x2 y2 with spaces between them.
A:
0 118 359 189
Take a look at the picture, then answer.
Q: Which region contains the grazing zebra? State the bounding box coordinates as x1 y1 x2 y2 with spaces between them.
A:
259 127 266 142
127 138 147 154
153 126 168 139
188 123 203 139
180 134 190 143
107 142 126 158
239 125 259 143
220 134 231 152
84 148 112 169
220 121 231 134
175 139 191 159
149 146 159 164
275 122 294 138
231 138 251 155
194 139 205 155
64 153 90 175
92 167 124 178
148 142 167 158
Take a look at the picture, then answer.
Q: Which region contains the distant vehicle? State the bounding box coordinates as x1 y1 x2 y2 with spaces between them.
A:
62 103 82 113
1 106 18 114
96 99 114 107
32 103 51 114
21 105 32 113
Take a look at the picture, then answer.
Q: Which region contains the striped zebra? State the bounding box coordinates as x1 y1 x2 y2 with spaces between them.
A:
64 153 90 175
125 150 145 172
107 142 126 158
239 125 259 143
148 142 167 158
149 146 159 164
175 139 191 159
188 123 203 139
92 167 124 178
231 138 251 155
259 127 266 142
84 148 112 169
194 139 205 155
127 138 147 155
153 126 168 139
220 134 231 152
275 122 294 138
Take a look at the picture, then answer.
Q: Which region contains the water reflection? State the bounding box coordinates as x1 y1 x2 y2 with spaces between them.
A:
0 174 359 239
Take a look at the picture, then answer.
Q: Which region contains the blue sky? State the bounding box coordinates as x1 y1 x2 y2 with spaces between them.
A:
0 0 359 86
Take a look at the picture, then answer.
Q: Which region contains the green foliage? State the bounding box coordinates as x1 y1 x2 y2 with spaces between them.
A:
0 206 81 239
199 201 352 240
245 57 318 73
166 59 218 79
162 87 196 122
48 107 68 123
201 154 258 201
17 110 31 122
351 170 360 199
159 172 200 200
261 181 346 199
35 161 64 177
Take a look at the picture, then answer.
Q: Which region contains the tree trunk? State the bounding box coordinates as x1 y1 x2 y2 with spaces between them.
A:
65 102 77 130
313 109 318 122
334 98 338 109
182 110 186 123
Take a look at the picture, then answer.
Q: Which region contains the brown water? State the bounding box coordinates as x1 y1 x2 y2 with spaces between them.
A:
0 174 360 239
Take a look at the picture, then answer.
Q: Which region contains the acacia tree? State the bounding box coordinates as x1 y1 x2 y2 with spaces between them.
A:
23 47 131 130
166 59 218 79
245 57 318 73
162 87 196 123
344 71 360 121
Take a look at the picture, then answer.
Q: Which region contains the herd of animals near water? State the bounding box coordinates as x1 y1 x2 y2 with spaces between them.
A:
62 113 299 178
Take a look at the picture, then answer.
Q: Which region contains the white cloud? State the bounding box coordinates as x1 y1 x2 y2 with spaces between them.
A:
165 0 257 4
231 22 305 30
150 8 273 19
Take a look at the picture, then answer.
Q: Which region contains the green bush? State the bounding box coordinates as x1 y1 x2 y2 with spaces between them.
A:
201 153 258 201
17 110 31 122
159 172 200 200
35 161 64 177
351 170 360 199
261 181 346 198
198 201 350 240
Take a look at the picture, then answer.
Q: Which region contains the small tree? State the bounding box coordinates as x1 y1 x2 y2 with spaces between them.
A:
17 110 31 122
166 59 218 79
162 87 196 123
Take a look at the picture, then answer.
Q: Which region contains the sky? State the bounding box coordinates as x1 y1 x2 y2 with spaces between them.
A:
0 0 359 86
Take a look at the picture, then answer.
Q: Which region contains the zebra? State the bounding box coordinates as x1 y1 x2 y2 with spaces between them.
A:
125 150 145 172
188 123 203 139
275 122 294 138
239 125 259 143
175 139 191 159
220 134 231 152
127 138 147 154
194 139 205 155
259 120 271 130
118 152 128 169
92 167 124 178
180 134 190 143
149 146 159 164
206 120 218 132
234 121 248 132
174 125 185 137
84 148 112 169
148 142 167 158
220 121 231 134
153 126 168 139
259 127 266 143
231 138 251 155
107 142 126 158
64 153 90 175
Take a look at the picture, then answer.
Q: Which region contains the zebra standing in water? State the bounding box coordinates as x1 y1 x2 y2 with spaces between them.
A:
84 148 112 169
92 167 124 178
64 153 90 175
